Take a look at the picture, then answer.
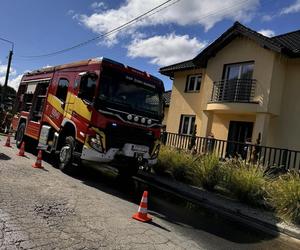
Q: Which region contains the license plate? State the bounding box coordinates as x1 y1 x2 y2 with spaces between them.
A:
132 145 148 153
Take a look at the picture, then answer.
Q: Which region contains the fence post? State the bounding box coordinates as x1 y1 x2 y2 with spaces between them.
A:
281 149 288 170
188 124 197 151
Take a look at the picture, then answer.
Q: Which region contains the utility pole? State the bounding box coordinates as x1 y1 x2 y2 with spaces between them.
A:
3 49 13 105
0 37 14 107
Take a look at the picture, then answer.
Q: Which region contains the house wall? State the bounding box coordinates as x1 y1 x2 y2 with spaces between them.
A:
211 113 256 141
267 58 300 150
166 68 204 135
201 36 277 142
204 36 275 112
162 106 169 126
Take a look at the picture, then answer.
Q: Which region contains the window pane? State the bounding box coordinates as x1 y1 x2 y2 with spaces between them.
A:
182 116 189 134
241 64 254 79
56 79 69 102
189 117 195 135
225 65 240 80
188 76 195 91
196 76 201 90
180 115 196 135
80 76 97 102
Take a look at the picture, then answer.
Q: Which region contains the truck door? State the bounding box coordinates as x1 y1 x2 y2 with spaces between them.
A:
46 74 71 130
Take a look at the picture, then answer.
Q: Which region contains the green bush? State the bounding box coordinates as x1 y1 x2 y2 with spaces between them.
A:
193 154 220 190
153 146 196 184
266 173 300 223
222 158 266 206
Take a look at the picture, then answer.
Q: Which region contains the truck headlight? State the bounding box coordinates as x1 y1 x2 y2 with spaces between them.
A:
89 134 104 153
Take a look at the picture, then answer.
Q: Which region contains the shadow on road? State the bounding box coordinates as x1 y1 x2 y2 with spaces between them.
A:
0 152 11 160
66 164 281 245
23 145 287 247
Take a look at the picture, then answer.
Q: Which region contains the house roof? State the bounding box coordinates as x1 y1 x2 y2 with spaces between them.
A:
159 60 198 77
271 30 300 55
163 90 171 106
160 22 300 77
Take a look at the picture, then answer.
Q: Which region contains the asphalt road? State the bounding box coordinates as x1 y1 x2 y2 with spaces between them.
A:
0 135 300 249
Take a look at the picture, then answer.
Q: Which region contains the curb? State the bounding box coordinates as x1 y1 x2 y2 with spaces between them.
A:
135 172 300 240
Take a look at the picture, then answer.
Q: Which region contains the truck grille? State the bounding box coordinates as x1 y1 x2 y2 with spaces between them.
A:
105 123 155 149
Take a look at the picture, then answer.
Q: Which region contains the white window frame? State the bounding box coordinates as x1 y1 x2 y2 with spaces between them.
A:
180 115 195 135
186 74 202 92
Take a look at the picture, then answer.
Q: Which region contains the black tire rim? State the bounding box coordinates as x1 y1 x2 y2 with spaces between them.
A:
16 125 25 146
59 145 72 165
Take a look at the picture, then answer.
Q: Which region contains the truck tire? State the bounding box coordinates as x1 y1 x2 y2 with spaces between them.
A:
15 123 26 148
58 136 76 173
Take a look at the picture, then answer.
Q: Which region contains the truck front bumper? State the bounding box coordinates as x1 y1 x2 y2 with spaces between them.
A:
81 143 158 166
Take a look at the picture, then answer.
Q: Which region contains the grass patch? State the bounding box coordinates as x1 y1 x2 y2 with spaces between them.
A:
221 158 267 206
154 146 300 224
193 154 221 190
266 173 300 223
153 146 196 184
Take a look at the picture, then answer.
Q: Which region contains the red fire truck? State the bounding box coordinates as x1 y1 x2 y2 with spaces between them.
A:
12 58 164 175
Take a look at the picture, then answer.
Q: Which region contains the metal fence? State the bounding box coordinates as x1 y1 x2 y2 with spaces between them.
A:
162 132 300 171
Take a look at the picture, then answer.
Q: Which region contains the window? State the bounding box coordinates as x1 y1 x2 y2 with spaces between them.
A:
224 62 254 81
56 78 69 102
98 68 163 116
222 62 254 101
179 115 195 135
185 75 202 92
79 74 97 103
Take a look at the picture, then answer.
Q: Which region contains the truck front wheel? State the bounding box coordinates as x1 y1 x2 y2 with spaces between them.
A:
59 136 75 173
15 123 26 148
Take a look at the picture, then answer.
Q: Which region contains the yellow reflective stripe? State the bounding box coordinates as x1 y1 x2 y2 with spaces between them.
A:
47 94 64 114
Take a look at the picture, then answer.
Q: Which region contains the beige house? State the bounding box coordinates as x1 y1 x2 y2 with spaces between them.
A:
162 90 171 126
160 22 300 151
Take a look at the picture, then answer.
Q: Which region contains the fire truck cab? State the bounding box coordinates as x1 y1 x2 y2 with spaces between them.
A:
12 58 164 175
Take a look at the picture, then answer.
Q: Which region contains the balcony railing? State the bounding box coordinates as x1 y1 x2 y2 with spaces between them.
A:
211 79 256 103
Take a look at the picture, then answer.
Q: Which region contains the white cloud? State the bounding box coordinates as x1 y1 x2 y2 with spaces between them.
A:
0 64 7 75
258 29 275 37
127 33 207 66
91 2 107 10
42 65 53 69
281 0 300 15
78 0 260 45
0 74 22 90
67 10 75 16
0 62 22 90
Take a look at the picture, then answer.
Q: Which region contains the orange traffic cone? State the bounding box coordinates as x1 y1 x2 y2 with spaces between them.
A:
17 142 26 157
32 150 43 169
4 134 12 147
132 191 152 222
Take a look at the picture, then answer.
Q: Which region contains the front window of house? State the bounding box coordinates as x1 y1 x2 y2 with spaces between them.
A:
224 62 254 80
185 74 202 92
179 115 195 135
220 61 255 102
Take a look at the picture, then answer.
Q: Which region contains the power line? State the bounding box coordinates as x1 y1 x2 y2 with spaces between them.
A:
19 0 179 58
17 0 269 60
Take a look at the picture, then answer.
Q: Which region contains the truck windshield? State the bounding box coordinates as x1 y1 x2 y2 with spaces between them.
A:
97 68 162 117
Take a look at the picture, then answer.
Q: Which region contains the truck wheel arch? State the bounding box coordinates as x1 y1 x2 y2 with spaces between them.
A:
57 121 77 149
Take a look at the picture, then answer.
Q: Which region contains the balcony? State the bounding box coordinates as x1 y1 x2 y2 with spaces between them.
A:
211 79 257 103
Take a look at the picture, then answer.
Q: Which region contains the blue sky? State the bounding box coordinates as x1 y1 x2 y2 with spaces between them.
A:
0 0 300 91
